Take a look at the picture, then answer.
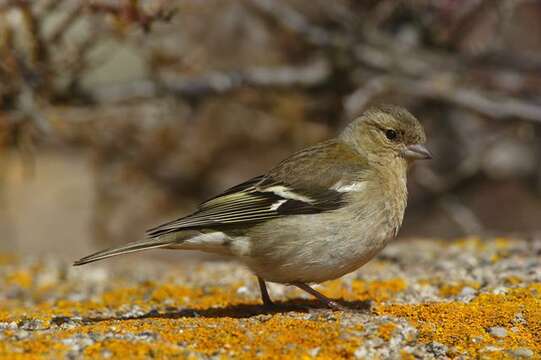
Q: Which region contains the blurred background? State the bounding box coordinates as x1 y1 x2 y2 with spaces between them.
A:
1 0 541 259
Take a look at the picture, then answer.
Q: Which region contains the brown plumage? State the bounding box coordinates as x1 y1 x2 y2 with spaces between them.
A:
74 104 431 310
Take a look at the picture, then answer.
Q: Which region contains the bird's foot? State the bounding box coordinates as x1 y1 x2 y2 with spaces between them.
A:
261 299 277 310
293 282 349 311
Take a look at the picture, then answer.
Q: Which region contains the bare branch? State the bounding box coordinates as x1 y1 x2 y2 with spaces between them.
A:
158 59 331 98
395 77 541 123
343 77 392 118
48 4 83 44
89 80 158 104
247 0 349 48
346 74 541 124
250 0 541 125
88 0 176 32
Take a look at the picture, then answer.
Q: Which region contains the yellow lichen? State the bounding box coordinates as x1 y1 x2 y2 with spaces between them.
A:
1 239 539 359
5 270 33 289
400 350 416 360
72 314 363 359
377 322 397 341
439 281 480 297
0 253 16 265
504 276 524 286
376 285 541 357
349 278 407 302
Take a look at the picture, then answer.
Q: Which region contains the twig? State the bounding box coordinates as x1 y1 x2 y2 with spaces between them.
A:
250 0 541 125
394 77 541 123
17 2 48 72
90 80 158 103
36 0 64 17
90 60 330 103
88 0 176 32
48 4 84 44
247 0 347 48
158 59 330 98
343 77 391 118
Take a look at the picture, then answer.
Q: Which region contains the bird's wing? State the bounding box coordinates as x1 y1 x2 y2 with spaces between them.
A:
146 140 368 238
146 175 344 238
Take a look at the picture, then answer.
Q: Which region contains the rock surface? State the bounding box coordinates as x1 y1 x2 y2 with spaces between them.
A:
0 237 540 359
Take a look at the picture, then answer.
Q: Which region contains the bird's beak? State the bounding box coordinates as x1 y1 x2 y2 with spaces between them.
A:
402 144 432 160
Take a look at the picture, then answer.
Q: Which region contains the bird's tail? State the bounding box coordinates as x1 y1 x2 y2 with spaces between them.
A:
73 237 176 266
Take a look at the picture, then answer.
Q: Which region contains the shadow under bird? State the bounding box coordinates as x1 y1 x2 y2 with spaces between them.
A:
74 104 432 310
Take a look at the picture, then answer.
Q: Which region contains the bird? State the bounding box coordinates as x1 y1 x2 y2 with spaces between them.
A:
74 104 431 310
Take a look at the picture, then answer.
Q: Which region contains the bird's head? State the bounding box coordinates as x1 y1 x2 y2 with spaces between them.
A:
341 104 431 163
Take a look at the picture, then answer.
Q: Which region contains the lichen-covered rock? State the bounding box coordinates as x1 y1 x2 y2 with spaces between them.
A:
0 237 540 358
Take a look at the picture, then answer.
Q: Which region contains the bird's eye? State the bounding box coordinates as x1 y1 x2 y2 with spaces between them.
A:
385 129 398 141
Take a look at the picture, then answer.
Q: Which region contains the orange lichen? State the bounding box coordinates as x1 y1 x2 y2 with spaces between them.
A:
350 279 407 302
0 336 68 360
377 322 397 341
376 285 541 357
452 237 512 263
400 350 416 360
1 238 539 359
0 277 411 358
0 253 17 265
504 275 524 286
451 236 512 252
493 237 512 250
439 281 480 297
5 270 33 289
70 314 364 359
451 236 484 250
2 278 540 359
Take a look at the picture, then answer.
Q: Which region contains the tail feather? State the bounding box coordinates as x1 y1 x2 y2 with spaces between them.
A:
73 237 175 266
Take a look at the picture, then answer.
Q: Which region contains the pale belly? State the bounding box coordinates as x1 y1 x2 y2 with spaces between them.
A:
239 209 397 284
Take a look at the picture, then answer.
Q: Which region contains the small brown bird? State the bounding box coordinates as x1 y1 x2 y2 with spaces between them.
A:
74 104 431 310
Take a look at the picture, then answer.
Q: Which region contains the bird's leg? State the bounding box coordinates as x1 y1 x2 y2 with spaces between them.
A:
257 276 274 307
293 283 347 311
